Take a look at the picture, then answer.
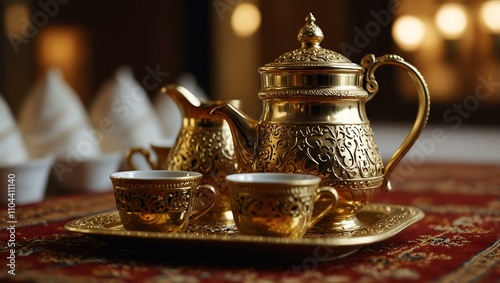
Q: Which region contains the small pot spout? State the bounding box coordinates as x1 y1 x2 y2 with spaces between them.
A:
210 104 259 173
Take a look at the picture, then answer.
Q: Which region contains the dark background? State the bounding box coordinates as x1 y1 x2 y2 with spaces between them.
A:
1 0 499 126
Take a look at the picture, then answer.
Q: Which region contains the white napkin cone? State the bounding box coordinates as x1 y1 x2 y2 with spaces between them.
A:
18 68 101 161
0 94 30 165
0 94 53 205
153 73 208 138
90 66 164 154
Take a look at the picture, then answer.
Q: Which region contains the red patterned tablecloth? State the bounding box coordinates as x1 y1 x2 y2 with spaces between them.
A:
1 163 499 282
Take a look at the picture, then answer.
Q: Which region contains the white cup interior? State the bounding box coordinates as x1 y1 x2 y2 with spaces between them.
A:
226 173 320 185
111 170 201 180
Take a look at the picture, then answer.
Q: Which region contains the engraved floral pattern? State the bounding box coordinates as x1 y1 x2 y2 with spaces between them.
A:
273 47 351 64
255 123 384 185
232 193 313 218
167 126 240 218
167 127 238 177
114 189 190 213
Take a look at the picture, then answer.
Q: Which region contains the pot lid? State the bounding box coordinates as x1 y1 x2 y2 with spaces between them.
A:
262 13 362 70
258 13 368 100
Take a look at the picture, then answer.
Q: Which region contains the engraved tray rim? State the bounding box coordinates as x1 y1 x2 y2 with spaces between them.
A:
64 203 424 261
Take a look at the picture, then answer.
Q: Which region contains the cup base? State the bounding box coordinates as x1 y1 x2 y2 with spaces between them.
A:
195 210 234 225
119 211 189 233
310 215 364 232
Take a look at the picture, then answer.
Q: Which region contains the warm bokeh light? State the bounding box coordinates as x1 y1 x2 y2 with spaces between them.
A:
3 3 30 35
38 27 79 68
231 3 261 38
435 3 468 40
392 16 426 52
36 26 91 100
480 0 500 33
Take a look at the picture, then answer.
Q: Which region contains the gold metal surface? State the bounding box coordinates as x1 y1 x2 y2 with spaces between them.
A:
160 85 241 224
361 54 431 193
227 173 339 238
65 203 424 262
210 13 430 231
110 171 217 233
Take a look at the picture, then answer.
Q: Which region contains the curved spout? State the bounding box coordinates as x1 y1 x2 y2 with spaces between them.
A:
162 84 236 120
210 104 259 172
161 84 204 117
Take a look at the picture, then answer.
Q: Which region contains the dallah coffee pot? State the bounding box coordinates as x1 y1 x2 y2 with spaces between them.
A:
211 13 430 231
160 85 240 224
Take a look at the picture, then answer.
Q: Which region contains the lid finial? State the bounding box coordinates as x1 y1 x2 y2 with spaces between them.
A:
297 13 324 48
269 13 351 64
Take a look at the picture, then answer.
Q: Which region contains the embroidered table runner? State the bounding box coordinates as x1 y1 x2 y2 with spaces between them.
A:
1 163 499 282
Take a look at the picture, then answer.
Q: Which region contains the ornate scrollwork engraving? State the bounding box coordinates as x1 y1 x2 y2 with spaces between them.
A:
73 214 117 229
273 48 351 64
255 123 384 188
232 192 313 218
167 127 239 177
259 89 368 100
167 126 239 221
114 189 191 213
270 13 351 64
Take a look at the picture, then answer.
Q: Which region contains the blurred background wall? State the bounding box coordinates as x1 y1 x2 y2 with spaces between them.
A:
1 0 499 161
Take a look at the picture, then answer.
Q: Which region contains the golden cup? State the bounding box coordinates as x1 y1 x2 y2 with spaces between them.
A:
110 170 217 232
226 173 339 238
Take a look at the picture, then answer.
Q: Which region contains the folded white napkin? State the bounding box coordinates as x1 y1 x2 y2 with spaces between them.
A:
0 94 30 165
89 66 164 153
18 68 101 160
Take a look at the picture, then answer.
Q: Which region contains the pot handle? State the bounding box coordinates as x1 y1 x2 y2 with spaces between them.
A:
361 54 431 193
125 147 156 170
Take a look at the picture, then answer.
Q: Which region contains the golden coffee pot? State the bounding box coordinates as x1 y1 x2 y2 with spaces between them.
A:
161 85 240 224
211 13 430 231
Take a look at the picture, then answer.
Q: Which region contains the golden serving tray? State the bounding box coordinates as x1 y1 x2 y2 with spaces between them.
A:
65 203 424 262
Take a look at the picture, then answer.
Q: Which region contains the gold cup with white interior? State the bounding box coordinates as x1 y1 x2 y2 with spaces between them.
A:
110 170 217 232
226 173 339 238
